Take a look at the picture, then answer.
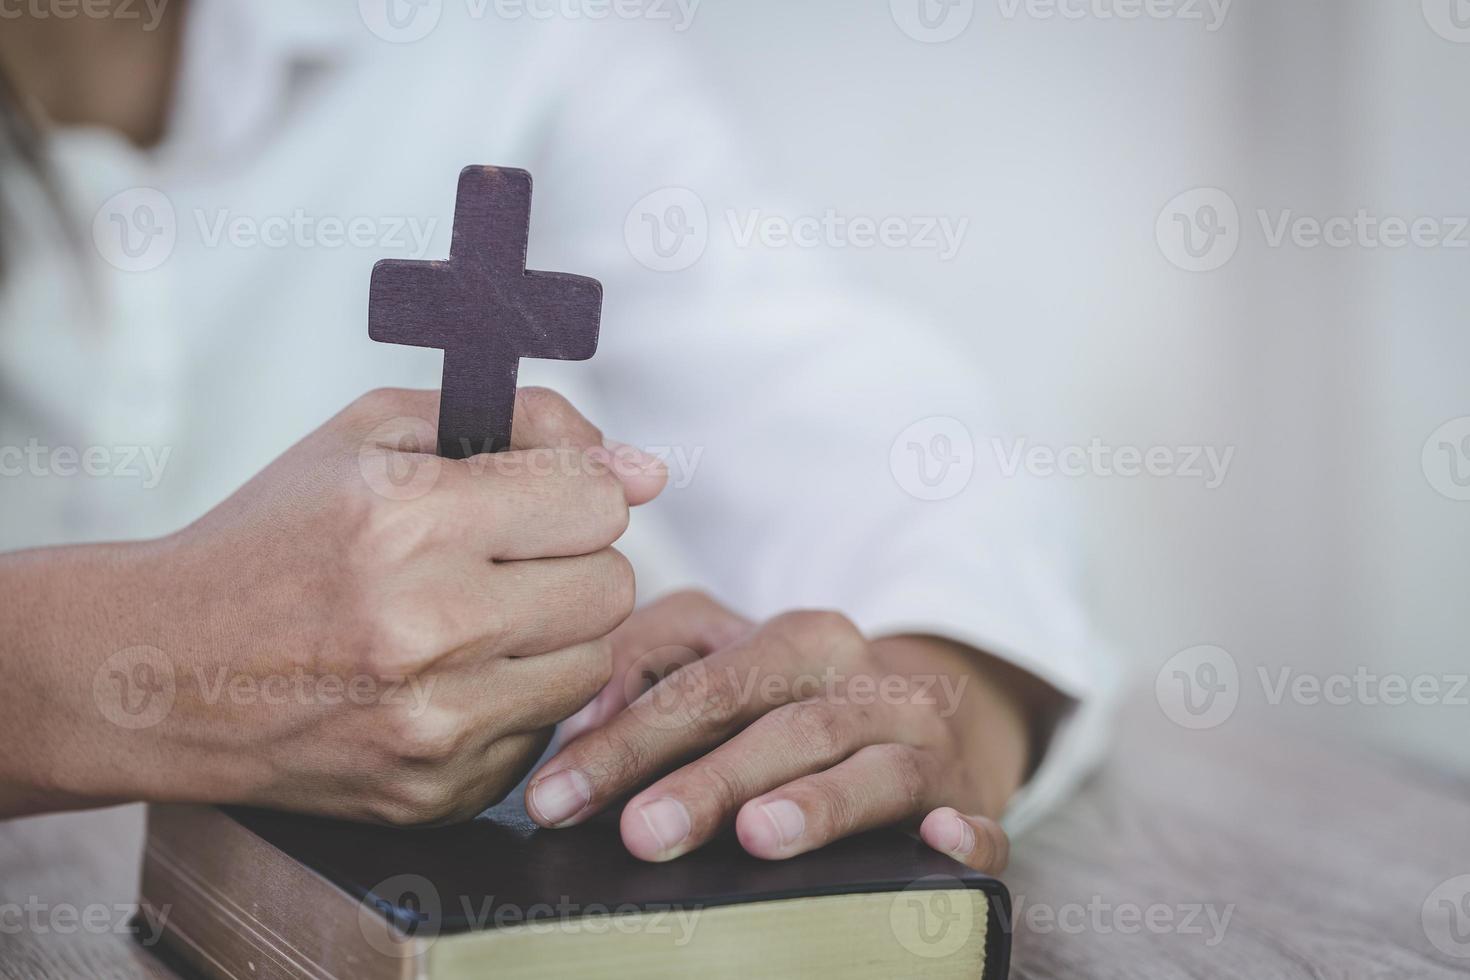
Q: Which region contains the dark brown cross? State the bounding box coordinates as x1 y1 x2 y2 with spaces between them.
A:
369 166 602 458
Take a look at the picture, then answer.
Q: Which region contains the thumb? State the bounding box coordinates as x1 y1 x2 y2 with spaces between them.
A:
919 807 1010 874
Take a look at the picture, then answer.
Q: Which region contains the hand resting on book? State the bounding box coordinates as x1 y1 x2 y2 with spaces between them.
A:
529 591 1064 873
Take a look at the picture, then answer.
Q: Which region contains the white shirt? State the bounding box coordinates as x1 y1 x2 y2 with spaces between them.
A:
0 0 1116 831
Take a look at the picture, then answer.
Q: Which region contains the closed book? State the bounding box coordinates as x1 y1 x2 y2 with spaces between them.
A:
140 800 1010 979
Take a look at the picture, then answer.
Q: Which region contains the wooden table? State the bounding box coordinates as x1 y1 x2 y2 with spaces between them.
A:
3 692 1468 979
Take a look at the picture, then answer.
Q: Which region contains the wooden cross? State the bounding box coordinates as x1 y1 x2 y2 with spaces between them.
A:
369 166 602 458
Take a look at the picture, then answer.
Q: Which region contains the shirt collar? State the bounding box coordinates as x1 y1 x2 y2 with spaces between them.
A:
162 0 360 172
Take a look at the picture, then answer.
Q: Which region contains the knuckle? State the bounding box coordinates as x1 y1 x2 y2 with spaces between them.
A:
810 610 867 658
344 492 444 570
640 657 739 733
588 471 631 543
810 779 857 836
692 762 744 814
403 782 460 825
351 387 430 425
541 641 614 719
518 387 600 447
769 609 863 655
681 661 742 730
599 549 637 624
759 610 864 672
583 636 615 692
352 387 403 419
359 600 450 676
779 701 849 761
370 776 458 827
365 799 421 828
387 706 466 764
574 549 636 633
584 725 645 786
816 611 868 666
876 744 930 805
516 386 569 422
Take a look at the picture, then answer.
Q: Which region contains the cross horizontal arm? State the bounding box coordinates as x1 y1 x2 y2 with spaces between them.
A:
508 271 603 361
367 259 455 348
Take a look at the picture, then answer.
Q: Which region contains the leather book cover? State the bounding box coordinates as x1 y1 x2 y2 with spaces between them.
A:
217 796 1012 977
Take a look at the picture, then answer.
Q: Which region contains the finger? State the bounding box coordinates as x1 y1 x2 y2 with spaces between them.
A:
526 611 867 827
556 641 695 745
347 387 441 435
734 743 941 860
919 808 1010 874
590 440 667 507
617 699 890 861
442 452 632 560
477 548 636 658
423 640 611 740
560 591 751 743
419 548 634 666
463 640 614 737
355 387 600 452
510 387 668 504
508 386 603 451
355 386 665 507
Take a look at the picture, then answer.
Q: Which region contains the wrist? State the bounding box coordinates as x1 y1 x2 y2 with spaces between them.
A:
872 633 1041 818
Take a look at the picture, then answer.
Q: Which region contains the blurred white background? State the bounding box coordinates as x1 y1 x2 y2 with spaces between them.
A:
5 0 1462 778
680 0 1468 773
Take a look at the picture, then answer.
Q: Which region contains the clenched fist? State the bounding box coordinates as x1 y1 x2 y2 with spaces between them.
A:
0 388 665 823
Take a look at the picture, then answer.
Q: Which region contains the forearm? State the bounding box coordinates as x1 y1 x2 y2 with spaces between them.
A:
0 540 168 817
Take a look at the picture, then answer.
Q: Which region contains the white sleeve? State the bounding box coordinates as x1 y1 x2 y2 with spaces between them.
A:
524 31 1120 832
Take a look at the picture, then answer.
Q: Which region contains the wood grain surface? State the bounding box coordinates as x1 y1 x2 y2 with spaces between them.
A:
3 691 1467 979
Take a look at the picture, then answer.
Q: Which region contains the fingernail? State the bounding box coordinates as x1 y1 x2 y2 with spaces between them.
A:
602 439 667 476
759 800 806 846
941 811 975 857
636 798 692 853
531 769 591 826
